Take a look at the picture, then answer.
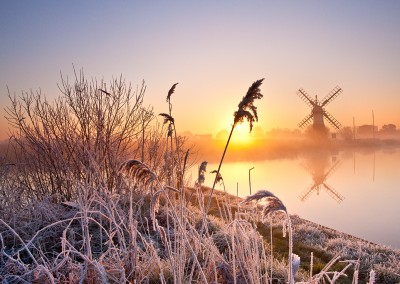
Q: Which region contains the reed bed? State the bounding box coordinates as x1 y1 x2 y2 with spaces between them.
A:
1 73 399 284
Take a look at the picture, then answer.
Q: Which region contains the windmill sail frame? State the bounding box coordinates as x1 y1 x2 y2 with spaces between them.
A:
297 86 342 131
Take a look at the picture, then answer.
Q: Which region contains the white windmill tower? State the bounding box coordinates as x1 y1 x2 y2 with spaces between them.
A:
297 86 343 131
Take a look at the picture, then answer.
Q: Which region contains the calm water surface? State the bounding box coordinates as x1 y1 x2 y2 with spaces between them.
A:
197 147 400 249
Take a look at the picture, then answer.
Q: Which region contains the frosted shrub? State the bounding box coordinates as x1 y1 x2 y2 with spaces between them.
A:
292 223 327 247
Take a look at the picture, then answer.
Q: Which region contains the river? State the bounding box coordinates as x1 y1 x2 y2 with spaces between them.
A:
192 146 400 249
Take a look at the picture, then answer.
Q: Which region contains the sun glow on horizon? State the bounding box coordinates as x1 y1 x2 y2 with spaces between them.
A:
229 122 254 147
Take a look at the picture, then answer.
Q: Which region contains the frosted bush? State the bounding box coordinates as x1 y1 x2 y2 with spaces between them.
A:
292 223 327 247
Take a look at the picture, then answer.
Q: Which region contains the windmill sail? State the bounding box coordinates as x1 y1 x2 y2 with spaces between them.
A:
323 160 341 180
323 110 342 129
297 88 315 108
299 156 344 203
298 113 313 129
297 86 342 131
321 86 342 107
299 183 319 202
323 183 344 203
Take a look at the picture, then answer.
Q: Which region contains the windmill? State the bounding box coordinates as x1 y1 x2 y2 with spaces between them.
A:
299 157 344 203
297 86 343 131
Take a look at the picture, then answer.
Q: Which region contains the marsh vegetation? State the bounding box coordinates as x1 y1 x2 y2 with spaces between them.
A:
1 72 399 283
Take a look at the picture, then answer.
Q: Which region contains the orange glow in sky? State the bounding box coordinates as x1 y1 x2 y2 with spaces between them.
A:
230 123 254 147
1 1 399 141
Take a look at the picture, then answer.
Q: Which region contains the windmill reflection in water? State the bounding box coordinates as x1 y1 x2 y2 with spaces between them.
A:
299 153 344 203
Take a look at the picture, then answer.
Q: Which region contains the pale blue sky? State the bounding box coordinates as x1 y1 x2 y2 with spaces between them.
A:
1 1 399 139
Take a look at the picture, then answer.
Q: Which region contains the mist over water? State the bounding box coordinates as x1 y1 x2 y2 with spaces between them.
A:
194 147 400 249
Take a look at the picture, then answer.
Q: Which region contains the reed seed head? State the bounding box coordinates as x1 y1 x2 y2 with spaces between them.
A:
197 161 208 185
210 170 223 183
261 197 287 222
241 189 287 223
119 159 157 187
241 189 276 204
166 83 178 103
159 113 175 125
233 78 264 131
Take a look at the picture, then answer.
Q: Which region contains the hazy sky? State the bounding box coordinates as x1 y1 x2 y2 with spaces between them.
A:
1 1 399 140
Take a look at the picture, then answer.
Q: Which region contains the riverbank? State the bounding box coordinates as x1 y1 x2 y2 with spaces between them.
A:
1 184 399 283
199 186 400 283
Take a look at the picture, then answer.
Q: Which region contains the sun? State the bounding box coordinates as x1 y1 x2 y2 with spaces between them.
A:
216 114 256 148
230 122 253 147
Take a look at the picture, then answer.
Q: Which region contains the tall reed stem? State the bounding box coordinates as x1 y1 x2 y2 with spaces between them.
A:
204 124 234 216
204 78 263 216
270 218 273 284
249 167 254 195
287 215 293 284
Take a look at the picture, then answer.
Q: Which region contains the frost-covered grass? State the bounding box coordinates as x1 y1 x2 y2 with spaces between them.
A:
1 73 399 283
1 185 399 283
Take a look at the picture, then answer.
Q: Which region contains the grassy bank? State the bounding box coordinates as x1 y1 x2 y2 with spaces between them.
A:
1 184 399 283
